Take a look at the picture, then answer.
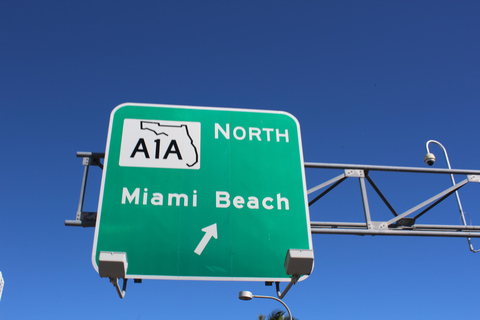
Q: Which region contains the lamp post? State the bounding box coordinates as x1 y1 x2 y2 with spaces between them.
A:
239 291 293 320
424 140 479 253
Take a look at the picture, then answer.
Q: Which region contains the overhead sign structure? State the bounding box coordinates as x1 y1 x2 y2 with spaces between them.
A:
92 103 312 282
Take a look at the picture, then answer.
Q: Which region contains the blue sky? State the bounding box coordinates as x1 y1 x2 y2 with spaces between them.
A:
1 1 480 319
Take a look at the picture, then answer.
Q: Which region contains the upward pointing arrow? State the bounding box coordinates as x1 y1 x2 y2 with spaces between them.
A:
194 223 218 255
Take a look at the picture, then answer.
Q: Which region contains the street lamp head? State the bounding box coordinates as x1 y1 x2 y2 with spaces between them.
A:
238 291 253 300
424 152 436 166
237 290 293 320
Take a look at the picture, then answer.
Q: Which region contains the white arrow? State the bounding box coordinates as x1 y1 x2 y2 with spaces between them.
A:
194 223 218 255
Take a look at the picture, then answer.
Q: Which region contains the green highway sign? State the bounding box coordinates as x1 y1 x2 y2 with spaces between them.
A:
92 103 312 282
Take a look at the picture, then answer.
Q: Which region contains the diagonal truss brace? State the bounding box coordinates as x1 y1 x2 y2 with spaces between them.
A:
386 178 469 226
306 162 480 240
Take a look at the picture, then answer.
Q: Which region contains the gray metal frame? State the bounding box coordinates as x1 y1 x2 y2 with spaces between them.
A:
66 154 480 241
65 152 104 227
67 152 480 300
306 162 480 240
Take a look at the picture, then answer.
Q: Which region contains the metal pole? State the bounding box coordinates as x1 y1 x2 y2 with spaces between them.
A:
310 228 480 237
275 275 300 299
253 295 293 320
310 221 480 231
425 140 479 252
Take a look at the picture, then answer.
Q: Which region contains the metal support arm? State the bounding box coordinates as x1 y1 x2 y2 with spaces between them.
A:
65 152 104 227
307 162 480 242
275 275 300 299
110 278 128 299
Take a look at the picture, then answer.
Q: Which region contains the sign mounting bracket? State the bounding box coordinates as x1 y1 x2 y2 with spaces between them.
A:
65 152 104 227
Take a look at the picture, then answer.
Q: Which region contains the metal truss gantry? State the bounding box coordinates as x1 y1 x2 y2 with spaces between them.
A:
306 162 480 247
67 153 480 250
